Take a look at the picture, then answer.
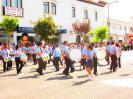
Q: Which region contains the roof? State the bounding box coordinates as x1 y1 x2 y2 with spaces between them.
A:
78 0 107 7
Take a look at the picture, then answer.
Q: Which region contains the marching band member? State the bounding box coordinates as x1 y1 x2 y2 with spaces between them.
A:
91 43 98 76
80 44 87 70
62 41 75 76
108 41 117 72
105 42 111 65
32 42 37 65
85 44 96 80
48 44 53 64
1 43 12 72
53 44 61 71
14 45 24 74
116 43 122 68
43 44 50 70
7 44 13 70
20 44 27 66
35 42 45 75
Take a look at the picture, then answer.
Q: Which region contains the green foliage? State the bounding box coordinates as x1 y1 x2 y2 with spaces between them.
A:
34 17 57 42
83 34 89 43
48 35 59 43
0 16 19 35
93 25 108 42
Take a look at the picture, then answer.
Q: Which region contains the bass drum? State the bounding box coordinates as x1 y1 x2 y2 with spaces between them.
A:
69 49 81 62
42 53 50 61
96 47 106 60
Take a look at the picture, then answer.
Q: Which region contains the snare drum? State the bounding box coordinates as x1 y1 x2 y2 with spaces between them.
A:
41 53 50 61
20 53 28 62
4 57 9 62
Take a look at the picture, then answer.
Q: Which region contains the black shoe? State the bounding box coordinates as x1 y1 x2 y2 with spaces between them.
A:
113 70 116 72
55 69 59 72
70 68 75 73
63 72 69 76
39 73 43 75
94 73 98 76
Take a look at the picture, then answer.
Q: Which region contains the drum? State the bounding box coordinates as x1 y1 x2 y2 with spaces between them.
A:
69 49 81 62
4 57 9 62
96 47 106 60
42 53 49 61
20 53 28 62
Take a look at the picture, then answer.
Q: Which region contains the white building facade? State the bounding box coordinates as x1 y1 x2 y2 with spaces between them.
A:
0 0 107 44
109 19 133 42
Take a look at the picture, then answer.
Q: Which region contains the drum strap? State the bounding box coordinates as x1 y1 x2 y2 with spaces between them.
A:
40 48 43 52
5 49 8 57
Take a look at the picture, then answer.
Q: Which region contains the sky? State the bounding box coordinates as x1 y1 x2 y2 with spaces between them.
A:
105 0 133 21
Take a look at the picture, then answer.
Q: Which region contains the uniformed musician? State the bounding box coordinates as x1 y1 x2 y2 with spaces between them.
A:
35 42 44 75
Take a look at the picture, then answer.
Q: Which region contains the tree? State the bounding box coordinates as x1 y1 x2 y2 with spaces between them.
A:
93 25 108 42
0 16 19 42
72 19 91 42
34 17 57 42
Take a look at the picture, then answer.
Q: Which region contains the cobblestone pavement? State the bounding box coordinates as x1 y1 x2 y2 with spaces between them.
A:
0 51 133 99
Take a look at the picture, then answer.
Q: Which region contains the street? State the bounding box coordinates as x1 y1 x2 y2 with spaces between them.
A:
0 51 133 99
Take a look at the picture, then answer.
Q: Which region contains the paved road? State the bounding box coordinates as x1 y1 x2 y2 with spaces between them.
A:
0 51 133 99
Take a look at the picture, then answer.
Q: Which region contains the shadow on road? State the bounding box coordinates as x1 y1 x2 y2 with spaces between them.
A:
46 75 73 81
78 74 88 78
100 71 112 75
72 79 89 86
120 73 132 76
18 74 39 79
0 74 17 77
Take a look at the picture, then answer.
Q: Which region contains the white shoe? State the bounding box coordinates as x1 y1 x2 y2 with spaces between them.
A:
88 75 93 81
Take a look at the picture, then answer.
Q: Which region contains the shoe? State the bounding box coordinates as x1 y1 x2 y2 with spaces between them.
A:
94 73 98 76
39 73 43 75
113 70 116 72
70 68 75 73
55 69 59 72
88 75 93 81
63 72 69 76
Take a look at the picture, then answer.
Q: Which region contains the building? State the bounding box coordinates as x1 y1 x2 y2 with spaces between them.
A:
0 0 107 44
109 18 133 42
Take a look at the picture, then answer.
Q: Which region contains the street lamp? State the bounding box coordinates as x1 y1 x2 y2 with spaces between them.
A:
107 0 119 41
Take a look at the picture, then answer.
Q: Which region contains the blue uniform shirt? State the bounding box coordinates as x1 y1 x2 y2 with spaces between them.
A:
87 50 94 59
53 48 61 57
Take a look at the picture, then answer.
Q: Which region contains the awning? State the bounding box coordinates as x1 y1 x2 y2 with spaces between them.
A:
56 29 67 34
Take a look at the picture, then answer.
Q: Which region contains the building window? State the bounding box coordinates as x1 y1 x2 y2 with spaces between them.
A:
43 2 49 14
84 9 88 19
72 7 76 18
17 0 22 8
2 0 11 7
3 0 22 8
51 3 56 15
95 11 98 21
118 24 122 30
13 0 18 7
